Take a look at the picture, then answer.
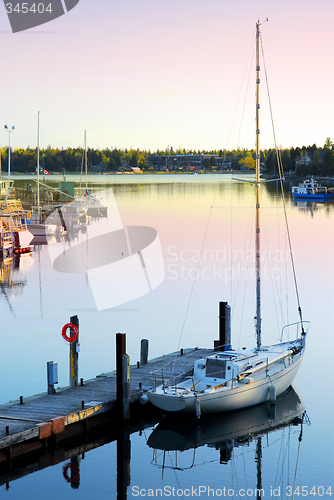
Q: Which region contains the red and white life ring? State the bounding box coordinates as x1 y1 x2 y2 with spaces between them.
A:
61 323 79 343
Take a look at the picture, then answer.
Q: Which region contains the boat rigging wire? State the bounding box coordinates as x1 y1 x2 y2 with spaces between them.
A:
260 35 304 329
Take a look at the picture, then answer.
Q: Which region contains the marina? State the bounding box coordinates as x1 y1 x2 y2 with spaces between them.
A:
1 1 333 497
0 174 332 500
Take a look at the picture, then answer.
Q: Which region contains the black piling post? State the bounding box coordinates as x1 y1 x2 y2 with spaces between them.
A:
116 333 130 421
140 339 149 365
69 315 79 388
215 302 231 351
123 354 130 420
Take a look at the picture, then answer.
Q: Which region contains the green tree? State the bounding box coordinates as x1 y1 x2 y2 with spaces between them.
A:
322 147 334 176
311 151 320 175
324 137 333 149
210 156 217 167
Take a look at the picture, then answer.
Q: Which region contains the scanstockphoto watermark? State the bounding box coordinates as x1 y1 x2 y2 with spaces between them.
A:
131 485 333 497
166 245 293 282
131 485 267 496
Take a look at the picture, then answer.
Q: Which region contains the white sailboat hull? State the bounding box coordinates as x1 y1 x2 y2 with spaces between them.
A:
148 348 304 414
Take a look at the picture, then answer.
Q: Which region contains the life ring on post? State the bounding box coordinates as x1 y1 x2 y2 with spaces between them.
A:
62 323 79 343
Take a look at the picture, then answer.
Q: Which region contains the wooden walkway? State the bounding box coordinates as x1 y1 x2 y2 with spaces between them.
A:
0 348 211 453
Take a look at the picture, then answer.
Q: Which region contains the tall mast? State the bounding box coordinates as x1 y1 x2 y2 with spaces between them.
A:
37 111 40 222
255 21 261 350
84 130 87 193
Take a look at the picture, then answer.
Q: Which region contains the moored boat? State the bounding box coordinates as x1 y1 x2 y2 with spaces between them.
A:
147 20 309 416
0 199 34 252
291 178 334 200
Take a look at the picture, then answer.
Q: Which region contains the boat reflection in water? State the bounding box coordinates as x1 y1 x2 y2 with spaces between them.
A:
148 385 306 476
0 253 33 313
292 200 334 218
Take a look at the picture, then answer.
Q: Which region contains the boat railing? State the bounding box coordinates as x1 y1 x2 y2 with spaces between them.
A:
280 321 310 343
150 348 212 391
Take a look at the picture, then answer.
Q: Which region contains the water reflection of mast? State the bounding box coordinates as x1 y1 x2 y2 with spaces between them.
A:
37 246 43 318
255 437 262 500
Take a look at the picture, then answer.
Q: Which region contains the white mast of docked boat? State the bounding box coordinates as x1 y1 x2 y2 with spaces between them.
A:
84 130 88 194
255 20 262 351
37 111 40 223
4 124 15 196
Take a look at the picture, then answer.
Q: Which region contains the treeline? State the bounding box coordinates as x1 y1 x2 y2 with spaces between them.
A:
0 146 147 174
1 139 334 176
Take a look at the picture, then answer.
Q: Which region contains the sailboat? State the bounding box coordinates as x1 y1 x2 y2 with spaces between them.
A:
147 20 309 416
28 111 49 238
79 130 108 218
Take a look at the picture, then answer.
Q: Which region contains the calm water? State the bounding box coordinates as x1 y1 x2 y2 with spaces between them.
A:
1 174 333 498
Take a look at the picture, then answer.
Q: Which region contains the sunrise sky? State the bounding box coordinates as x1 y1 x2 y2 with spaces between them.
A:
0 0 333 151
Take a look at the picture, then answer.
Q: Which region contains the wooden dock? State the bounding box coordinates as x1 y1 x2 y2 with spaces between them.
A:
0 347 211 464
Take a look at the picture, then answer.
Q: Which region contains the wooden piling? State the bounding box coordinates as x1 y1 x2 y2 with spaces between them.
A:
116 333 126 417
69 315 79 388
140 339 149 365
215 302 231 351
122 355 130 421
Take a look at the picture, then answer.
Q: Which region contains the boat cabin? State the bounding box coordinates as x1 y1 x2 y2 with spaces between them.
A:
194 354 239 384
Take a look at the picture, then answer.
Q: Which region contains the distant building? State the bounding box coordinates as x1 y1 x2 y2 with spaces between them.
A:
146 154 232 171
91 163 106 172
295 153 312 168
118 161 142 173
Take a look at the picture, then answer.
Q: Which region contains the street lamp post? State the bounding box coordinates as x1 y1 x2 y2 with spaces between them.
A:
4 125 15 193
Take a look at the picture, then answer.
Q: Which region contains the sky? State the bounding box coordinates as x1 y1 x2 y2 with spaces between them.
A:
0 0 333 152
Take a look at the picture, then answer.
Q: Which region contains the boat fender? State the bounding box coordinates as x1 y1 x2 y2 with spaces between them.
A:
195 398 201 419
62 323 79 343
139 394 149 405
269 385 276 401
